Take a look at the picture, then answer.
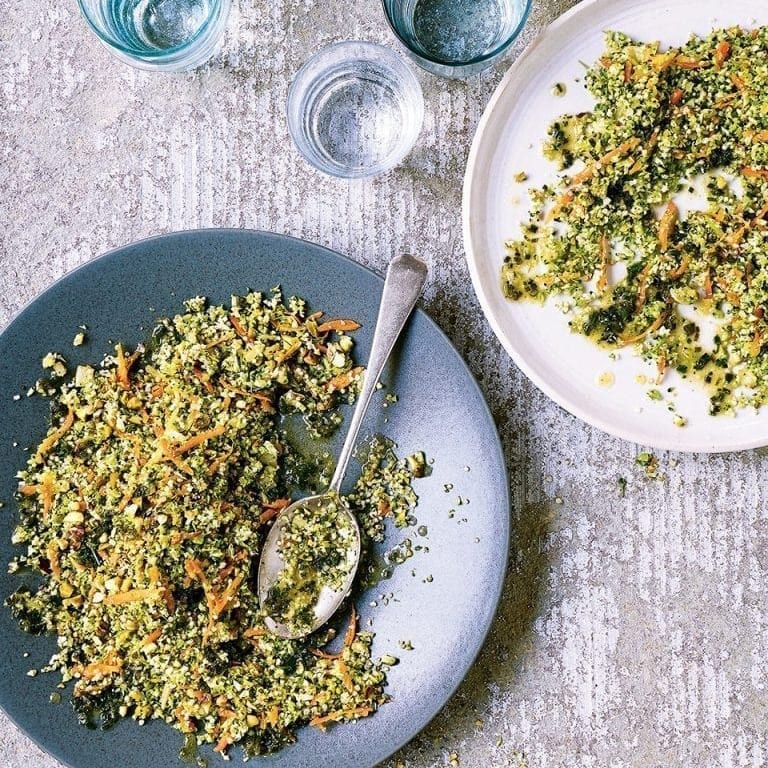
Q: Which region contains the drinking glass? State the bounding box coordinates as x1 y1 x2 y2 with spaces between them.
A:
77 0 232 71
287 41 424 179
382 0 532 78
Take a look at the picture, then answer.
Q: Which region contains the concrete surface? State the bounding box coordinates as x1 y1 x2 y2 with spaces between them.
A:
2 1 768 767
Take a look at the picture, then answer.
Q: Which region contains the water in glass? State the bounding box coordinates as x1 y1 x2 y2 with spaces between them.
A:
412 0 512 62
288 42 424 178
98 0 213 52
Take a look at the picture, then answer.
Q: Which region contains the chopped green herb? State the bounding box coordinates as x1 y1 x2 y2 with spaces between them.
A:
6 290 425 757
502 27 768 414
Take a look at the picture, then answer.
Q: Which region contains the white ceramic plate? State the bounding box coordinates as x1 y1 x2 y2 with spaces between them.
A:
464 0 768 452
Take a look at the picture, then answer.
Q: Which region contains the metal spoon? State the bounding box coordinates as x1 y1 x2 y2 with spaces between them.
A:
257 253 428 639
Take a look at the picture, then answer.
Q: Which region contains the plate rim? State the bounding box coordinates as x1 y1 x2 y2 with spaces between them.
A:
0 228 511 768
462 0 768 454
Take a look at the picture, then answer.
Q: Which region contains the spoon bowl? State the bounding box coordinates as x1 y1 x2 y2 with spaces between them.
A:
257 494 362 640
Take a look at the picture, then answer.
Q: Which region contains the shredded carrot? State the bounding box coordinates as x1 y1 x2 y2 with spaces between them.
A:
547 189 574 222
103 588 160 606
704 269 713 299
713 94 739 110
328 366 364 393
149 566 176 613
210 573 244 619
173 425 226 456
266 705 280 727
80 662 122 679
22 473 56 517
743 167 768 179
755 201 768 221
309 705 372 731
307 310 324 321
726 226 747 246
115 345 129 389
668 252 691 280
658 201 679 252
674 54 705 69
34 408 74 463
205 333 236 349
214 736 232 754
264 498 291 510
344 605 358 648
311 647 344 660
243 626 267 639
670 87 684 106
116 483 139 512
277 340 302 363
192 365 215 394
652 51 678 72
47 539 61 581
142 628 163 647
548 138 640 221
597 236 610 292
228 314 253 342
635 264 651 312
337 658 355 693
219 378 274 410
316 319 361 333
115 345 141 390
40 472 54 517
623 60 633 83
207 451 232 477
731 72 747 90
620 312 668 346
185 559 210 589
714 40 731 68
259 506 284 525
597 137 642 165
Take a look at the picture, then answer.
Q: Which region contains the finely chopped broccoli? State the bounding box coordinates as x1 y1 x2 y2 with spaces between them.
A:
6 290 423 758
502 26 768 414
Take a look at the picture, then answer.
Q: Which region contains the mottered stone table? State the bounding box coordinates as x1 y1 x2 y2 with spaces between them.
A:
1 1 766 766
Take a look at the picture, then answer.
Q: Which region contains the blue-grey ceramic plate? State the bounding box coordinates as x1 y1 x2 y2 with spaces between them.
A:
0 230 509 768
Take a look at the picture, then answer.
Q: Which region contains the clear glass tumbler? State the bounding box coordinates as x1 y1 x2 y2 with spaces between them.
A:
287 41 425 179
77 0 231 71
382 0 532 78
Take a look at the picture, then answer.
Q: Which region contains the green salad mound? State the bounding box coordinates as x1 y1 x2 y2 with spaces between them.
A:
7 290 422 758
502 26 768 414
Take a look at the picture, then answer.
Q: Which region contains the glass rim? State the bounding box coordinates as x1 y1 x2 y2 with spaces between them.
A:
286 40 425 179
381 0 533 69
76 0 228 60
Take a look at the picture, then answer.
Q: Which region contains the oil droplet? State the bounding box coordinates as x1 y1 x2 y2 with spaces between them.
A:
596 370 615 388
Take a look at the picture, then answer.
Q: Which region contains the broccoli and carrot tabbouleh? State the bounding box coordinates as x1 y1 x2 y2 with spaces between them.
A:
502 26 768 415
6 290 423 758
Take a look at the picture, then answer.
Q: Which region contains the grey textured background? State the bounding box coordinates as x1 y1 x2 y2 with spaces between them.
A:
2 1 768 767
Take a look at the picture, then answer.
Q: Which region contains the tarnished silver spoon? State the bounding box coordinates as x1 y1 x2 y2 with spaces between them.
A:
257 254 428 639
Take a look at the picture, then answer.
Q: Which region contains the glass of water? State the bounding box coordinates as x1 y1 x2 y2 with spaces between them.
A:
382 0 532 78
77 0 231 71
287 41 424 179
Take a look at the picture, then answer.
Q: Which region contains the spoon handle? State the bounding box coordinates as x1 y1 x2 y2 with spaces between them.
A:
329 254 428 493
